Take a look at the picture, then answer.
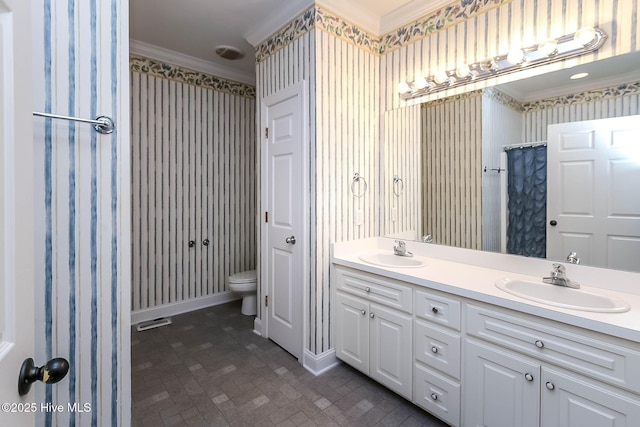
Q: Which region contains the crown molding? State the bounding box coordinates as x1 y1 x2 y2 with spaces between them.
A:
244 0 315 47
129 39 255 85
315 0 380 34
380 0 453 35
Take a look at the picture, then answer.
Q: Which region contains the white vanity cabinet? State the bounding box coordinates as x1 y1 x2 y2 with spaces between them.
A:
334 267 413 399
463 303 640 427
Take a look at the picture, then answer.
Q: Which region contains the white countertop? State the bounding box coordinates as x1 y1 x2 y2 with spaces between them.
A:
332 238 640 343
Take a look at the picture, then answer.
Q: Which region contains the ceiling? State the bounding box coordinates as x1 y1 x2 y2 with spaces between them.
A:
129 0 445 83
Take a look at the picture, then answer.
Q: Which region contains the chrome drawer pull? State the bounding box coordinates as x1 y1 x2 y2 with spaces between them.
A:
430 393 438 401
546 381 555 390
361 309 366 315
431 346 439 354
365 287 371 293
524 373 534 381
535 340 545 349
370 313 375 319
431 307 439 314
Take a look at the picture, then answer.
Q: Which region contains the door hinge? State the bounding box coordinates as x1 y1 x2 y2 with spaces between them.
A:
265 295 269 307
265 127 269 138
265 212 268 223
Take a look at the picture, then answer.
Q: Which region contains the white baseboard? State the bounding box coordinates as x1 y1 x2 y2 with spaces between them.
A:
131 292 240 325
303 348 340 376
253 317 263 336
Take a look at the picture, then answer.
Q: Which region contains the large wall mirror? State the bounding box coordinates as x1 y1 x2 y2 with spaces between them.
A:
384 51 640 273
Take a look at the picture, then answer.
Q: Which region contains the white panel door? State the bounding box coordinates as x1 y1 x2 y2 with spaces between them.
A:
262 82 306 359
541 367 640 427
547 116 640 271
0 0 35 425
463 339 540 427
334 292 369 374
369 303 412 399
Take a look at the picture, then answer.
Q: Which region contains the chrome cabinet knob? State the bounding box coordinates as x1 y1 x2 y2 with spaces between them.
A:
365 287 371 293
188 240 195 248
370 313 375 319
431 307 439 314
285 235 296 244
546 381 555 390
431 346 439 354
430 393 438 401
202 239 209 246
524 373 534 381
535 340 545 349
361 309 366 315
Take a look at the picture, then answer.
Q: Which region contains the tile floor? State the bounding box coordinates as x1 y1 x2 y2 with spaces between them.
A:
131 301 449 426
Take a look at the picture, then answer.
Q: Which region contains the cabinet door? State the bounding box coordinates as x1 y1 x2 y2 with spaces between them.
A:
463 338 540 427
335 292 369 374
541 367 640 427
369 302 413 399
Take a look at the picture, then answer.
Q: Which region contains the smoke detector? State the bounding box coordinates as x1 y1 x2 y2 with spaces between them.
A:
215 45 245 60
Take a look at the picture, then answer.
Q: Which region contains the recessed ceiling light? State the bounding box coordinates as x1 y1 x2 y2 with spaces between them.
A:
215 45 245 60
570 72 589 80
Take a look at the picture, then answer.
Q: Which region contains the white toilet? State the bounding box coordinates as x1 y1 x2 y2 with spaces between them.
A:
228 270 257 316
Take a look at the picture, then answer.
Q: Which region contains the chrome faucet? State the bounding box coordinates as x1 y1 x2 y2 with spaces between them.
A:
393 240 413 257
567 252 580 264
543 263 580 289
422 234 433 243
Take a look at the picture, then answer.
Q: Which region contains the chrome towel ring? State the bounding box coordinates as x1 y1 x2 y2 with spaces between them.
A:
393 175 404 196
351 173 368 197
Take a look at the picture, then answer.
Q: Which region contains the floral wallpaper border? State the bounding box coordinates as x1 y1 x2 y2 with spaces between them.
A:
256 0 514 62
522 81 640 112
421 89 483 108
130 55 256 99
379 0 512 55
483 87 524 112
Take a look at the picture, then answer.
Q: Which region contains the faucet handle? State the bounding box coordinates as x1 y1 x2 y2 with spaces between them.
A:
395 240 405 248
551 263 565 274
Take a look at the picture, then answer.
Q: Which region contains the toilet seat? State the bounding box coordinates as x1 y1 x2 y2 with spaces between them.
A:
229 270 256 284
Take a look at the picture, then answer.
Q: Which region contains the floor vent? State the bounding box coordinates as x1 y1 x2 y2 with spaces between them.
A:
136 317 172 332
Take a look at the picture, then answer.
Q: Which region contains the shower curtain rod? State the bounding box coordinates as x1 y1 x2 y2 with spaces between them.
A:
503 141 547 151
33 111 115 134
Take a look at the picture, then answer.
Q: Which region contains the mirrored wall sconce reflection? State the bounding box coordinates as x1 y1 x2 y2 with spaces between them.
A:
398 27 607 100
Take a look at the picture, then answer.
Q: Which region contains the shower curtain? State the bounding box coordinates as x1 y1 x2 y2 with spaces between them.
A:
505 145 547 258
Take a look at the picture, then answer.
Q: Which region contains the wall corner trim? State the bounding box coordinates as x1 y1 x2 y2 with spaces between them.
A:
302 349 340 376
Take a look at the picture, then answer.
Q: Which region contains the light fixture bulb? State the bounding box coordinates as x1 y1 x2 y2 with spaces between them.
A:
455 64 471 78
538 39 558 56
507 47 525 64
413 76 429 90
574 27 596 45
397 81 411 94
434 71 449 84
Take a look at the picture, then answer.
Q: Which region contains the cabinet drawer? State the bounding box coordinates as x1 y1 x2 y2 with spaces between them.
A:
466 303 640 393
415 320 461 379
335 266 412 313
413 363 460 427
414 289 461 331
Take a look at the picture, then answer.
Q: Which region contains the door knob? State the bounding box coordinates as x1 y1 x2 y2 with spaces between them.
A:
18 357 69 396
285 236 296 244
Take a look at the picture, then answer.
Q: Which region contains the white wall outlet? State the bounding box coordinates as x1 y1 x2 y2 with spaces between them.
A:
355 209 363 226
391 207 398 222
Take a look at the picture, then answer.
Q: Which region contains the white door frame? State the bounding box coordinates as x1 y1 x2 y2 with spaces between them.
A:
259 80 309 359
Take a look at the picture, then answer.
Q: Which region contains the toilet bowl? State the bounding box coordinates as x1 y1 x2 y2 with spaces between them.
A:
228 270 257 315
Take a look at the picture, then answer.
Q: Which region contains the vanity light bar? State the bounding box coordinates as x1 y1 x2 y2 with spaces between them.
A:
399 27 607 100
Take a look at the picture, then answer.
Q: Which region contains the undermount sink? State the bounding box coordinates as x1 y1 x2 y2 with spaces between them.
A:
358 252 426 268
495 278 631 313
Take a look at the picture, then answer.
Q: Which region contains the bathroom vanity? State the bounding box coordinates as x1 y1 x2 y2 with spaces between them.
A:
331 238 640 427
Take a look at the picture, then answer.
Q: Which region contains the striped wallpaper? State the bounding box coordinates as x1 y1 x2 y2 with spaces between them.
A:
129 61 256 313
255 0 640 357
420 93 483 250
32 1 130 426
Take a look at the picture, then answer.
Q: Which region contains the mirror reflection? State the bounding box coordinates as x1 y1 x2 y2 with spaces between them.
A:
385 51 640 272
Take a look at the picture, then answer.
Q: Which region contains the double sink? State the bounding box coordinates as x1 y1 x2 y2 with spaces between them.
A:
357 251 631 314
